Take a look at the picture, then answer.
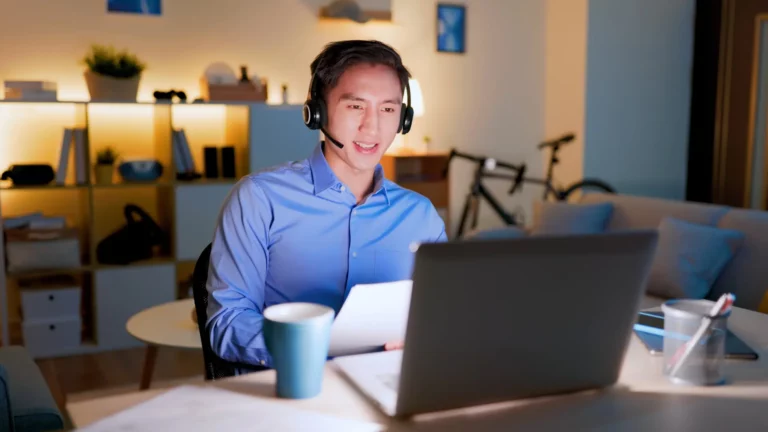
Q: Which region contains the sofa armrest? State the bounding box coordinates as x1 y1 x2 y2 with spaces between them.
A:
0 362 15 432
0 346 63 432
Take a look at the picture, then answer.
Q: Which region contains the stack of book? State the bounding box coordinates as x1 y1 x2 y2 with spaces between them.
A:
4 80 58 101
55 128 88 185
172 128 198 176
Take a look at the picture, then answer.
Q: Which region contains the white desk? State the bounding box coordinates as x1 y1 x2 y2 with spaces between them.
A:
71 305 768 430
125 298 201 389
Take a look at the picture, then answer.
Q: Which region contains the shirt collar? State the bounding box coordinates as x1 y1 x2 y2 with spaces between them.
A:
309 141 390 205
373 164 390 205
309 142 337 195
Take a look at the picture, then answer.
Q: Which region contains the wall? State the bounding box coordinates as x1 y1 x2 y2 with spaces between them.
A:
0 0 548 235
420 0 547 231
749 21 768 209
583 0 696 200
544 0 588 189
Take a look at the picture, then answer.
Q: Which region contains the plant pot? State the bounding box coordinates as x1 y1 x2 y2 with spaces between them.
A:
84 70 140 102
94 164 114 184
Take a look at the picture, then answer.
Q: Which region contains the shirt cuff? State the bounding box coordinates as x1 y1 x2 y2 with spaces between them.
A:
246 348 274 368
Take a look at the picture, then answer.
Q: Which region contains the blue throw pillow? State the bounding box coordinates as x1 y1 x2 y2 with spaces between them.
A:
466 226 528 240
530 201 613 235
647 217 745 299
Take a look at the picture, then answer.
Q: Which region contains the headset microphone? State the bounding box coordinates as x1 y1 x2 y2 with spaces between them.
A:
321 128 345 149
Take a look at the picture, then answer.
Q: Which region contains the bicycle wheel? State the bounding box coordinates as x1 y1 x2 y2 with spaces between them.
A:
558 179 615 202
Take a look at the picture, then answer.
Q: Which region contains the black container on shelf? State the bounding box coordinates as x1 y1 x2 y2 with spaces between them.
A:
221 146 236 178
204 147 219 178
1 164 55 186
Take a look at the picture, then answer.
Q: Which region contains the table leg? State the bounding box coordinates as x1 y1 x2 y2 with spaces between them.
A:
139 345 158 390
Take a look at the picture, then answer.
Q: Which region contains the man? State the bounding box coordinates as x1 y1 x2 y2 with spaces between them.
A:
205 40 446 368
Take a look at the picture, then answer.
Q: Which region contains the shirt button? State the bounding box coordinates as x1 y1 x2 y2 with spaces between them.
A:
352 209 357 216
352 252 357 258
340 185 346 192
259 360 265 365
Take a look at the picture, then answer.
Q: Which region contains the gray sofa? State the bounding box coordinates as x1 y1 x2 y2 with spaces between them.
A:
473 192 768 313
0 346 63 432
577 193 768 312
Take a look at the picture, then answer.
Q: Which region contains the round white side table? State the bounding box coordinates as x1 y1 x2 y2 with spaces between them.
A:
126 298 201 390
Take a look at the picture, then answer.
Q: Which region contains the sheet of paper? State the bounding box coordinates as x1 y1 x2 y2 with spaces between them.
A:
77 385 383 432
329 280 413 357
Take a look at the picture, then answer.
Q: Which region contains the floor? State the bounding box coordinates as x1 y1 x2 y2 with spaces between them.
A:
36 346 204 425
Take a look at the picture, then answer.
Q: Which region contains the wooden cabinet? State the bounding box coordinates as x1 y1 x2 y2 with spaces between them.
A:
94 263 175 351
381 152 451 233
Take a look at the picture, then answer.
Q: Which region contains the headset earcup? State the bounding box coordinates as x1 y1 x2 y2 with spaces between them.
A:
400 104 414 135
303 101 318 129
303 100 325 130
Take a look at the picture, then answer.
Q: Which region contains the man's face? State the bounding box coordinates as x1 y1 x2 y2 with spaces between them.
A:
324 63 403 173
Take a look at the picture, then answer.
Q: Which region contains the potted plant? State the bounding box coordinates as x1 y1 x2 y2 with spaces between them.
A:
95 147 119 184
423 135 432 151
82 44 146 101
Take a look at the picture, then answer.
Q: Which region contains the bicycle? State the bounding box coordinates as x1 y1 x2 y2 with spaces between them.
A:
442 133 616 238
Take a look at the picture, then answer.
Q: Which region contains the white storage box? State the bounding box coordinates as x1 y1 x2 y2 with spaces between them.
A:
5 228 81 272
20 285 81 321
22 316 82 358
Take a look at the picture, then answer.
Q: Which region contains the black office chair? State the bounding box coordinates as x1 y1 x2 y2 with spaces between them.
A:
192 243 270 380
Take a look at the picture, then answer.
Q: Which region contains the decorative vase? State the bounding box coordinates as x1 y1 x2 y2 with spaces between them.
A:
84 70 140 102
94 164 114 184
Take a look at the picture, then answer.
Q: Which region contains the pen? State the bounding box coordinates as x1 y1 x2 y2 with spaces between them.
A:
667 293 735 378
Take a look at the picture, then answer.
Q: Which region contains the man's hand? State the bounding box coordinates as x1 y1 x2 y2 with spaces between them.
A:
384 340 404 351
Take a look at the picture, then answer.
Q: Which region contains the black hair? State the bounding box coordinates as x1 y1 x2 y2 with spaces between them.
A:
309 40 411 99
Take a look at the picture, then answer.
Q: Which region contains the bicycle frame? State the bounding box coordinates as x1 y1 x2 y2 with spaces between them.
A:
543 143 559 195
456 166 518 238
526 177 560 201
503 143 564 201
446 134 589 238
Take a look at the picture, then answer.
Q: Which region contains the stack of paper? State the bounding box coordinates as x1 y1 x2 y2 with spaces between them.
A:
3 213 66 230
4 81 57 101
77 385 382 431
329 280 413 357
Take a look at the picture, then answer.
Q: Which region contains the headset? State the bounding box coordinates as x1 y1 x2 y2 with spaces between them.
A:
302 68 414 149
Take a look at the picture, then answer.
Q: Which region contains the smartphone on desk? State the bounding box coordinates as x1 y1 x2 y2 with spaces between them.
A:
633 310 759 360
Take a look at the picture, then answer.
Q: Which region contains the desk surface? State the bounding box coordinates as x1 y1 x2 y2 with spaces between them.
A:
125 298 201 349
70 305 768 431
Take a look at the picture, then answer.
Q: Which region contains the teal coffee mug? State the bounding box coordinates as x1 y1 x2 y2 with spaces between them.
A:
263 302 334 399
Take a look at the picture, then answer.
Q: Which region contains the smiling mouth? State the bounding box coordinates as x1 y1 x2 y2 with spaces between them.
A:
353 141 379 153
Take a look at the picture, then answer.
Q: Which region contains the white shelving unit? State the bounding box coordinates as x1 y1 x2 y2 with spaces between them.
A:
0 100 318 358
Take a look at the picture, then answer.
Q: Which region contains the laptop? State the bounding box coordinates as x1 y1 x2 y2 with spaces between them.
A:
333 230 659 418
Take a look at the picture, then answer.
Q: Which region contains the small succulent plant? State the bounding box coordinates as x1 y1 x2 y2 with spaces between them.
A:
96 147 119 165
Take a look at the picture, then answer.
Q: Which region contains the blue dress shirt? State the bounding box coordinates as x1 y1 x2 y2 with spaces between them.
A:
205 142 447 368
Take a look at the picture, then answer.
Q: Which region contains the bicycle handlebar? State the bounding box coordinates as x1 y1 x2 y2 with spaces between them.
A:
537 132 575 150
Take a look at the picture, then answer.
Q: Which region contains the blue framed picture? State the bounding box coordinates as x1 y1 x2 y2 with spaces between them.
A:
437 3 466 54
107 0 162 15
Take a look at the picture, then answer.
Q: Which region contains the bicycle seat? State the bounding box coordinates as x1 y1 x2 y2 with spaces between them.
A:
538 133 575 150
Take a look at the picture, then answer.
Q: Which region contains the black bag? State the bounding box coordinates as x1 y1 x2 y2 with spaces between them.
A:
96 204 167 265
1 164 55 186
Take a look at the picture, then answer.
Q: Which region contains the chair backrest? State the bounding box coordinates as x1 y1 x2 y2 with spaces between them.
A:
192 243 268 379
